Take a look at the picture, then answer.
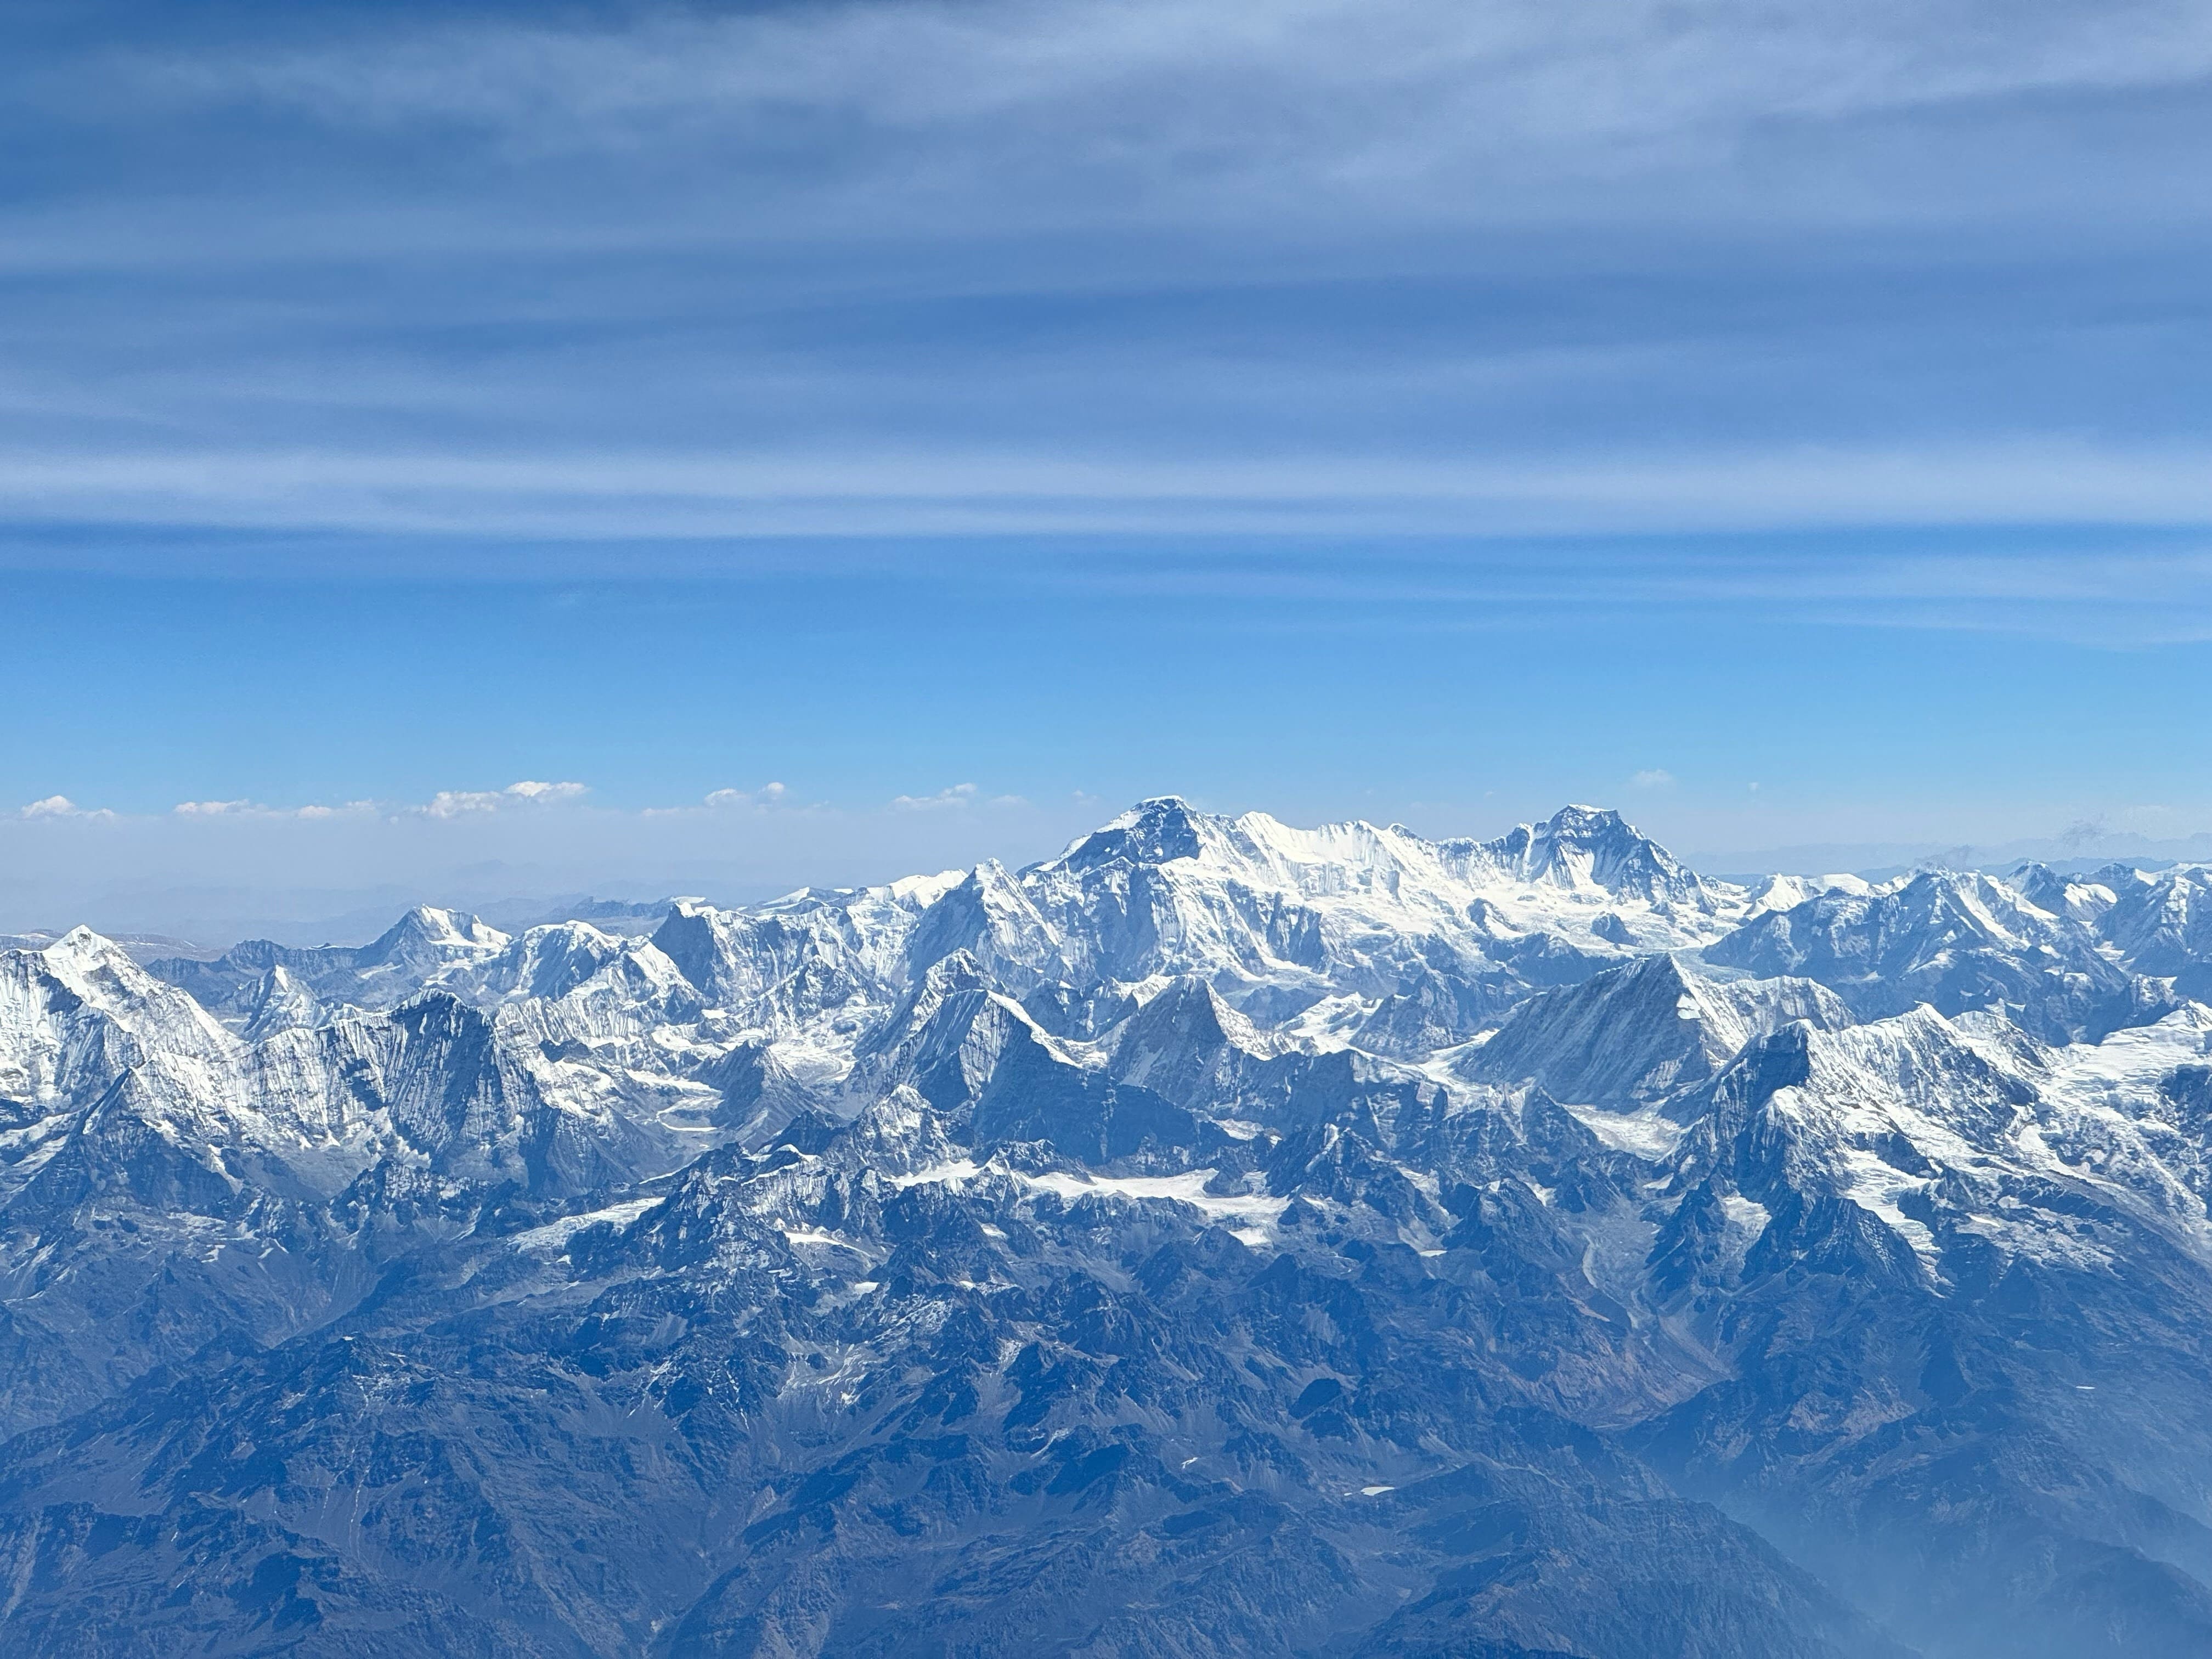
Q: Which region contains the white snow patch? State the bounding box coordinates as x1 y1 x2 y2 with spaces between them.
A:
508 1196 660 1251
1559 1101 1686 1160
1022 1168 1290 1225
1718 1193 1771 1237
888 1159 983 1189
781 1228 866 1252
889 1159 1289 1227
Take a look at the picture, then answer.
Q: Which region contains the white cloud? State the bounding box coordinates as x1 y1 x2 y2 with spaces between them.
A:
169 0 2212 211
0 0 2204 670
891 783 980 811
644 782 793 819
421 790 507 816
421 780 589 817
19 795 111 820
1629 769 1677 788
12 442 2212 561
172 798 381 820
501 780 589 803
290 800 376 820
703 782 788 809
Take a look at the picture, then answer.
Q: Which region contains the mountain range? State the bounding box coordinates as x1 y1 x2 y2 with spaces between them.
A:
4 799 2212 1656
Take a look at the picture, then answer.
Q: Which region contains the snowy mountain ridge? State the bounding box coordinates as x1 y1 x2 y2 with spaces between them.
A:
6 798 2212 1657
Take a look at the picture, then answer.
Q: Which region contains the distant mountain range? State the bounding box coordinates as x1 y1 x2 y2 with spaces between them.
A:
5 799 2212 1656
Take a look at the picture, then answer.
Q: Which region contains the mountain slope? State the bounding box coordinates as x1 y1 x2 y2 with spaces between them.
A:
3 799 2211 1658
1701 870 2154 1041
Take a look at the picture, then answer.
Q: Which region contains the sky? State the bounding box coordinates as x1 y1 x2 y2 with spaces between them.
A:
4 0 2212 941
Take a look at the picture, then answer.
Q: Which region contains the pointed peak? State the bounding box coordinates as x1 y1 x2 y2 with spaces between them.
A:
1118 795 1208 838
2091 860 2157 889
1054 795 1212 871
918 949 990 994
1617 949 1699 988
1480 803 1708 906
44 924 151 972
1128 973 1233 1020
360 904 507 964
1705 1018 1818 1106
1543 803 1630 833
411 904 494 940
49 923 123 955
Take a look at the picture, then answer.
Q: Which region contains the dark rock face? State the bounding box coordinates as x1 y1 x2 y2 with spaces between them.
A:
8 804 2212 1657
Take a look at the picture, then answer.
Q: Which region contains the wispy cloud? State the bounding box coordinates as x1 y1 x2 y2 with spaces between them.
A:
1629 769 1677 789
24 781 1043 829
1 0 2208 894
9 442 2212 546
0 776 1118 941
0 0 2202 594
891 783 981 812
174 797 378 820
644 783 794 818
703 782 787 808
127 0 2212 225
161 783 600 822
419 780 590 817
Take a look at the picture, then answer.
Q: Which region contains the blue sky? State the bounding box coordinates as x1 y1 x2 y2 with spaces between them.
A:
4 0 2211 938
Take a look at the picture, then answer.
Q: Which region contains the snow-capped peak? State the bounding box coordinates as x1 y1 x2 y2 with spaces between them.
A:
358 905 510 967
1475 804 1718 907
1051 795 1213 871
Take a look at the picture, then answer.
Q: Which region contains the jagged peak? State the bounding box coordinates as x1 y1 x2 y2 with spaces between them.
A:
388 985 494 1037
2092 860 2160 889
361 904 508 963
1115 974 1237 1042
1547 802 1629 832
940 857 1033 904
918 947 991 994
43 923 132 965
38 927 187 1001
884 867 971 909
855 949 993 1056
1487 803 1634 846
1052 795 1212 871
253 962 312 996
1477 803 1711 907
1024 794 1728 916
1763 864 2047 921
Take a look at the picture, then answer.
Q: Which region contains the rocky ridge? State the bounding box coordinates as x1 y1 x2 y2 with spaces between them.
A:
2 800 2210 1656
